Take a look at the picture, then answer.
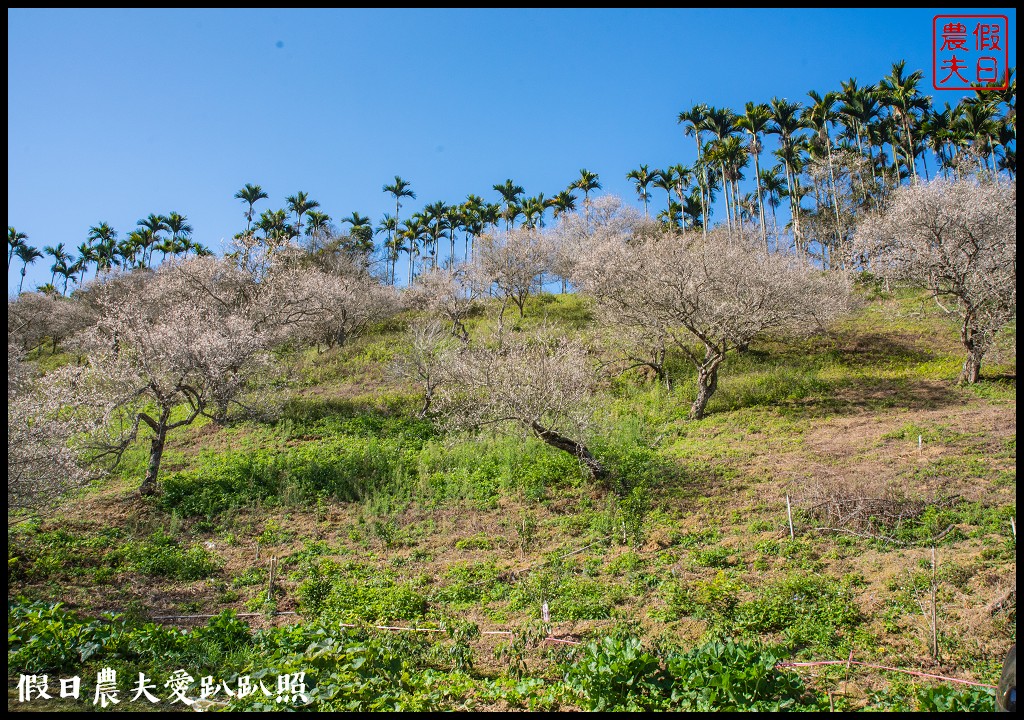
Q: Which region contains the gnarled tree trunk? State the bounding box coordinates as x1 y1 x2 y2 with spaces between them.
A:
688 353 723 420
139 407 171 496
958 322 984 385
530 421 608 481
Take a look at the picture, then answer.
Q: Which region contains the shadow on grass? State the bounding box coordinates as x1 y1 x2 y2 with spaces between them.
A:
832 332 941 370
278 395 436 441
705 332 966 420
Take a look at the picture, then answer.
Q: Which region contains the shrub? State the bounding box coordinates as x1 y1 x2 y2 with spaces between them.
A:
732 574 861 652
115 530 219 580
297 561 428 624
665 571 742 621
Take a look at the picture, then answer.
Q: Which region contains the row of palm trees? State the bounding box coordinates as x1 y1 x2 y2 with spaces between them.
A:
230 168 606 287
377 170 604 286
660 61 1015 263
8 212 210 296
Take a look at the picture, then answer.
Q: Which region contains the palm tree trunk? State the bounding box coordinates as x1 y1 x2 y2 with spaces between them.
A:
719 162 733 236
769 200 779 248
752 143 767 251
732 178 742 230
852 123 869 196
890 139 901 186
782 156 800 255
694 136 708 236
866 134 881 190
823 130 843 263
791 175 804 255
902 114 918 183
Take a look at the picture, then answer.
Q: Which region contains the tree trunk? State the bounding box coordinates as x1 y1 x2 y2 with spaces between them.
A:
866 136 880 189
688 354 722 420
824 128 843 258
959 354 982 385
139 412 170 496
782 157 799 255
214 397 230 425
958 324 983 385
530 421 608 481
418 387 433 419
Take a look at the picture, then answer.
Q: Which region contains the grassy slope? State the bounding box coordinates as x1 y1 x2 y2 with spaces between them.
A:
8 285 1016 709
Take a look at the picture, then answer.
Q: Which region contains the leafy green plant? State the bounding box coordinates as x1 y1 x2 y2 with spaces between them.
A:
8 602 121 672
297 559 338 616
666 639 820 710
563 635 669 711
303 570 428 624
437 617 480 672
190 610 253 652
914 684 995 711
690 545 736 568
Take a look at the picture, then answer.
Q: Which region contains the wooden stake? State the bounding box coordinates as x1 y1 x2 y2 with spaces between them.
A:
1011 518 1016 541
786 494 795 540
930 547 938 661
267 556 276 604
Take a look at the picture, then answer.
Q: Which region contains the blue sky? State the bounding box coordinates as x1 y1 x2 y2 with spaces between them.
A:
7 8 1017 292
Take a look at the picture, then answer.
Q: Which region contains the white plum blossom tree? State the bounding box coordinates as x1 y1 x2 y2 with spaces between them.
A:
472 227 552 319
572 218 851 419
391 319 456 418
435 328 608 480
405 265 480 341
7 345 108 511
855 177 1016 384
63 258 273 495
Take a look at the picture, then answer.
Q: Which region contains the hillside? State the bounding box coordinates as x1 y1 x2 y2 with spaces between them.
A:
8 285 1016 711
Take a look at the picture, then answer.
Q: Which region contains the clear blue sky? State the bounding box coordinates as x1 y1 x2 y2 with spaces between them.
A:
8 8 1017 292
